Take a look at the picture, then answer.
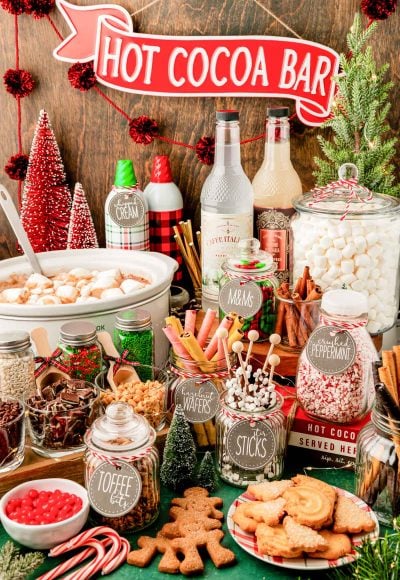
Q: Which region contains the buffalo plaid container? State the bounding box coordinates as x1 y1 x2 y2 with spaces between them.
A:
144 156 183 281
105 160 150 251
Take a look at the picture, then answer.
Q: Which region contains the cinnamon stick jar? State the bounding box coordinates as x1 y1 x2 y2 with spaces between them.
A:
296 289 378 424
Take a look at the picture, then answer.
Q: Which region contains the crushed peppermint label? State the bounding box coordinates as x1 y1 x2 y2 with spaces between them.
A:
226 420 276 470
219 279 263 319
88 460 142 517
306 326 356 375
174 379 220 423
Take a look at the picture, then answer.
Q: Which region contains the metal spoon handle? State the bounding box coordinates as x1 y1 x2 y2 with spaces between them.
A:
0 184 43 274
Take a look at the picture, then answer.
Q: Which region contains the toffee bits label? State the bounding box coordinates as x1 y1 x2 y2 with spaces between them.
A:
219 279 262 319
306 326 356 375
226 420 276 470
109 192 145 227
88 460 142 517
174 379 220 423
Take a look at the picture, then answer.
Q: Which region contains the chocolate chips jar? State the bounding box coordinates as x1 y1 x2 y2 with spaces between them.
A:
0 398 25 472
84 402 160 533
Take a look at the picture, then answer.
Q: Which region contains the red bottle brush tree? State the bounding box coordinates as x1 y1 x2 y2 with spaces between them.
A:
21 109 71 252
67 182 99 249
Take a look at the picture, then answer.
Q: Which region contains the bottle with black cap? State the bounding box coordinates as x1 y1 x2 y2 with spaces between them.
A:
200 110 253 307
253 107 302 284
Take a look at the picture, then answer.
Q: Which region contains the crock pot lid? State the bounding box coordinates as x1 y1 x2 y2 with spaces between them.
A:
91 402 151 451
60 320 97 344
0 330 30 352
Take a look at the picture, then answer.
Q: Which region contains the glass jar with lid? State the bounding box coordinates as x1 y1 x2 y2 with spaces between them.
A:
114 309 154 382
291 164 400 335
58 321 103 383
219 238 278 341
296 289 378 424
84 402 159 533
0 331 35 399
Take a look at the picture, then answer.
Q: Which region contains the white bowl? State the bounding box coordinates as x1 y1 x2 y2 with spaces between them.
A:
0 478 89 549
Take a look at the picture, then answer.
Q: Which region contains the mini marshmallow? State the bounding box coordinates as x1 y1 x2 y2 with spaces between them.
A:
311 244 326 256
340 259 354 274
368 308 377 321
91 277 117 290
341 243 356 259
314 255 327 269
96 268 122 281
351 280 364 292
56 285 79 303
80 283 93 297
326 247 342 264
37 295 61 305
337 222 352 237
26 273 52 289
27 294 39 304
1 287 28 303
320 236 333 249
354 254 371 268
68 267 92 279
100 288 124 300
367 244 383 259
76 296 100 303
367 321 381 334
120 279 143 294
355 267 369 280
370 268 380 280
341 273 357 285
327 265 340 278
354 236 367 253
366 231 378 246
310 267 325 280
333 237 346 249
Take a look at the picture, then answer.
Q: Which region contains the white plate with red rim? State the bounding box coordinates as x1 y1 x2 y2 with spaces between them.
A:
227 486 379 571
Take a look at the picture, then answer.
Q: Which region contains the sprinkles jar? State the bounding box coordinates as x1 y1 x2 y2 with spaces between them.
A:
58 321 103 383
84 402 159 533
296 289 378 424
113 309 154 382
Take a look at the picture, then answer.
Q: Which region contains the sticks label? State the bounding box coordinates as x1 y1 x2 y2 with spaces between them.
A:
219 279 263 319
306 326 356 374
88 460 142 517
174 379 220 423
226 420 276 470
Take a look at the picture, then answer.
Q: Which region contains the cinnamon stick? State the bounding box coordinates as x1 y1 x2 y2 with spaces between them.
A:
298 266 310 299
292 291 315 335
284 303 299 347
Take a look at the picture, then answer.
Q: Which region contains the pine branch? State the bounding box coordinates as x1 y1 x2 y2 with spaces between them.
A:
0 541 44 580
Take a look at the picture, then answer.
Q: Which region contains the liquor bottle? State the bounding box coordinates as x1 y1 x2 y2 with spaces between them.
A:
143 155 184 281
105 159 149 251
253 107 302 283
200 110 253 306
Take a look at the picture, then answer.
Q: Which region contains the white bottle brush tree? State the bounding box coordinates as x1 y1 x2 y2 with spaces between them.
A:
313 13 399 196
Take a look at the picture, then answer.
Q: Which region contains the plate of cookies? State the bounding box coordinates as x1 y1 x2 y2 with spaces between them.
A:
227 474 379 570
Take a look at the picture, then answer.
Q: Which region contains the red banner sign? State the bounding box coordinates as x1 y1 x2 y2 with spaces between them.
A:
54 0 340 126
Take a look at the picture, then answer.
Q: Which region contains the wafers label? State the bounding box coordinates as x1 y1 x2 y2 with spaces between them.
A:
219 279 263 319
108 191 146 228
226 420 276 470
174 379 220 423
306 326 356 375
88 460 142 517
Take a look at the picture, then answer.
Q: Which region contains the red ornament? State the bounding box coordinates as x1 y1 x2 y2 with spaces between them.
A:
129 115 159 145
0 0 30 15
3 68 35 98
67 182 99 249
4 153 29 180
29 0 54 18
361 0 397 20
195 136 215 165
67 62 96 91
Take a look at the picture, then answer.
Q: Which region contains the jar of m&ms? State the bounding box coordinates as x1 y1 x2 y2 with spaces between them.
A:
58 321 103 384
219 238 278 341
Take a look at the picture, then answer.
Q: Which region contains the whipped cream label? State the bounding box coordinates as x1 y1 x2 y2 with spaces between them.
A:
88 460 142 517
306 326 356 375
226 420 276 470
174 379 220 423
219 279 262 319
109 191 145 227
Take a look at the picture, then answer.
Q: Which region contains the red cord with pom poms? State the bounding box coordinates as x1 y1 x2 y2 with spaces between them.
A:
361 0 397 20
3 68 35 97
4 153 28 180
195 137 215 165
0 0 30 15
68 62 96 91
29 0 54 18
129 115 159 145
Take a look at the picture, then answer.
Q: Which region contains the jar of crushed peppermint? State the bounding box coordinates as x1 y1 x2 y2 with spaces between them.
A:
58 321 103 384
0 331 35 399
296 289 378 424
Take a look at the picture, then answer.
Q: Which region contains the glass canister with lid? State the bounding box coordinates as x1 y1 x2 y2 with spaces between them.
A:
84 401 159 533
113 309 154 381
219 238 278 341
291 164 400 334
0 331 35 399
296 289 378 424
58 321 103 383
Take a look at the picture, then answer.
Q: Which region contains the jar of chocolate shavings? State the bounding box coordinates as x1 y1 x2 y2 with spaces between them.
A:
84 402 159 533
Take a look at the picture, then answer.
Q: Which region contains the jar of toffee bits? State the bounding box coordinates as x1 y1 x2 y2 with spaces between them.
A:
114 309 154 381
58 321 103 384
0 331 35 399
84 402 160 533
296 289 378 424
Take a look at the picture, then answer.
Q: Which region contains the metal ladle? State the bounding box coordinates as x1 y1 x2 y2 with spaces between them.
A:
0 184 43 274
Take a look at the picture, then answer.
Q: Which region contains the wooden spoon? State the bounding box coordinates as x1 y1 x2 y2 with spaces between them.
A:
31 327 70 392
97 331 139 392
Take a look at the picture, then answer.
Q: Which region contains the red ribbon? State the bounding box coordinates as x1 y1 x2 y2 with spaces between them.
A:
34 348 70 378
104 350 139 375
309 177 373 221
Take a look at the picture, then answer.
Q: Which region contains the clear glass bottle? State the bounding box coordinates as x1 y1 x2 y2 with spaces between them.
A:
216 392 286 487
84 402 159 533
200 110 253 307
58 321 103 383
114 309 154 381
220 238 278 341
0 331 35 399
105 159 150 251
253 107 302 284
296 289 378 424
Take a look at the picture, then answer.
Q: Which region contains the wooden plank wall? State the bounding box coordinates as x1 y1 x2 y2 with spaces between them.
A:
0 0 399 259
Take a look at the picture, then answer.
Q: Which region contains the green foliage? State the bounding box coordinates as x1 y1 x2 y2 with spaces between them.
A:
314 13 400 196
197 451 219 492
160 404 197 492
0 541 44 580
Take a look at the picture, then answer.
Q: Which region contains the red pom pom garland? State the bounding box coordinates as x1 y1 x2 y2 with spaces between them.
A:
3 68 35 97
195 136 215 166
4 153 29 180
68 62 96 91
0 0 30 15
361 0 397 20
129 115 160 145
29 0 54 18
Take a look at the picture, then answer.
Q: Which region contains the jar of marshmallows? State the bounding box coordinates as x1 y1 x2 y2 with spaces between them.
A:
291 164 400 335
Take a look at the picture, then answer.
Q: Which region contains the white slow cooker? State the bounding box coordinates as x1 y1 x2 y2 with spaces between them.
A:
0 249 177 367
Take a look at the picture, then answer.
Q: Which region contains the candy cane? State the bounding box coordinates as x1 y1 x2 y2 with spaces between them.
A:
62 540 106 580
49 526 118 556
102 538 130 575
99 531 121 569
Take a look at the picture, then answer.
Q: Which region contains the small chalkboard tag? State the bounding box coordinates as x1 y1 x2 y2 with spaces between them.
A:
88 460 142 517
174 379 220 423
109 191 145 227
219 279 262 319
306 326 356 375
226 420 276 471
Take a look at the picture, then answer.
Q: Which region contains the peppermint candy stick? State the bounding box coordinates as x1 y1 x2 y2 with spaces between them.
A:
63 540 106 580
102 537 130 575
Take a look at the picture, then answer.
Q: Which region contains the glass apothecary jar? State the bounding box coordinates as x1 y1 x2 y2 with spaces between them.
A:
84 402 159 533
291 165 400 335
58 321 103 383
220 238 278 341
356 406 400 526
216 392 286 487
0 398 25 473
296 289 378 424
0 331 35 399
114 309 154 381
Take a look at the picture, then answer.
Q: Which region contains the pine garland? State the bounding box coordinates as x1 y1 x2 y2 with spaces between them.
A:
314 13 400 196
0 541 44 579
